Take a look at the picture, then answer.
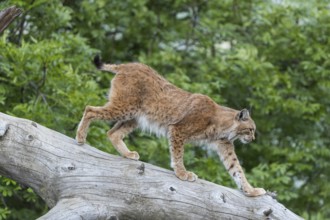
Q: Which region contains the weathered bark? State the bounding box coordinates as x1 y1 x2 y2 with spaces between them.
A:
0 6 22 33
0 112 302 220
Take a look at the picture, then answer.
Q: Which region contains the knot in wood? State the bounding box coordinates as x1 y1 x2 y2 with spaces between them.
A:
0 121 9 137
61 163 76 172
68 166 75 171
263 208 273 216
137 163 145 175
169 186 176 192
220 193 226 203
26 134 34 141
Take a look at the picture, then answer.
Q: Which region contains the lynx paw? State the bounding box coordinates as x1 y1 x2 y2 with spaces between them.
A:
175 170 198 182
75 132 86 145
124 151 140 160
244 187 266 197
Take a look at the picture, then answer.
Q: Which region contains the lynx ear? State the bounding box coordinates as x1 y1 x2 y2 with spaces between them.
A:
236 109 250 121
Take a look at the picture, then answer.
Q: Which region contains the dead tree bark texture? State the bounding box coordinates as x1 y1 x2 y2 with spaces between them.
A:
0 112 303 220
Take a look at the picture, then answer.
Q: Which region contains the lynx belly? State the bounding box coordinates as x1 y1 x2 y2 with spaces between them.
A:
137 115 168 137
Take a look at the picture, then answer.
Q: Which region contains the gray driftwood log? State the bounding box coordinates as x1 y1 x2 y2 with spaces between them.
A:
0 112 302 220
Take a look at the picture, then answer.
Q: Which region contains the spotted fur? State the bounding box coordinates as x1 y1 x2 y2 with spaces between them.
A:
76 55 266 197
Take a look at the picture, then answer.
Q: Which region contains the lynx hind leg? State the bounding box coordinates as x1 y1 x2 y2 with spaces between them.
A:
76 104 132 145
107 119 140 160
76 105 114 145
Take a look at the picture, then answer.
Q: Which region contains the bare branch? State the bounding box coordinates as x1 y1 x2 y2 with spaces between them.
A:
0 6 23 33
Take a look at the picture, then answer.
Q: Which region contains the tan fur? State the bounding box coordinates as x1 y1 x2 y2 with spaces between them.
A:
76 58 266 197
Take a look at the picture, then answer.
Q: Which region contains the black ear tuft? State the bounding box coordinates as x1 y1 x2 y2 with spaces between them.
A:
236 109 250 121
93 54 103 69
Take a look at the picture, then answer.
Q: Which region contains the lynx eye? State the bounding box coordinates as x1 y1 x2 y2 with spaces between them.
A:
242 129 251 135
242 128 254 135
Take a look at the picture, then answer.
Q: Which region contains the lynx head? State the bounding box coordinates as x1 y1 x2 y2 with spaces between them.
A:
229 109 256 144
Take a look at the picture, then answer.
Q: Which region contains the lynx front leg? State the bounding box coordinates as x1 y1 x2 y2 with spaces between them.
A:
217 141 266 197
169 127 197 182
107 120 139 160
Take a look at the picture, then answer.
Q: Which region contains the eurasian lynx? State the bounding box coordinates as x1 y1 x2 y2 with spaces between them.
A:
76 55 266 197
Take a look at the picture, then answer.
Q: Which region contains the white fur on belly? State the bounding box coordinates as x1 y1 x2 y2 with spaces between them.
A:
137 115 168 137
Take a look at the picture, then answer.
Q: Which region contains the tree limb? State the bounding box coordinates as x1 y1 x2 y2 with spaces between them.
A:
0 112 303 220
0 6 22 34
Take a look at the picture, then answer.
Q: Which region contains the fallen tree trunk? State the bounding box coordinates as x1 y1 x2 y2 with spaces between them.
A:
0 112 302 220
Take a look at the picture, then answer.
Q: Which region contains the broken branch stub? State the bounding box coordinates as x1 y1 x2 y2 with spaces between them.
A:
0 6 23 33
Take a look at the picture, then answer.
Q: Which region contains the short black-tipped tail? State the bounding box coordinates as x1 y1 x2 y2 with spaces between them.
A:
93 54 103 69
93 55 117 73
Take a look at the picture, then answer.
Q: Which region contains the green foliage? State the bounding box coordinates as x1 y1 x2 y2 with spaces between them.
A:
0 0 329 219
0 208 10 220
0 176 46 219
